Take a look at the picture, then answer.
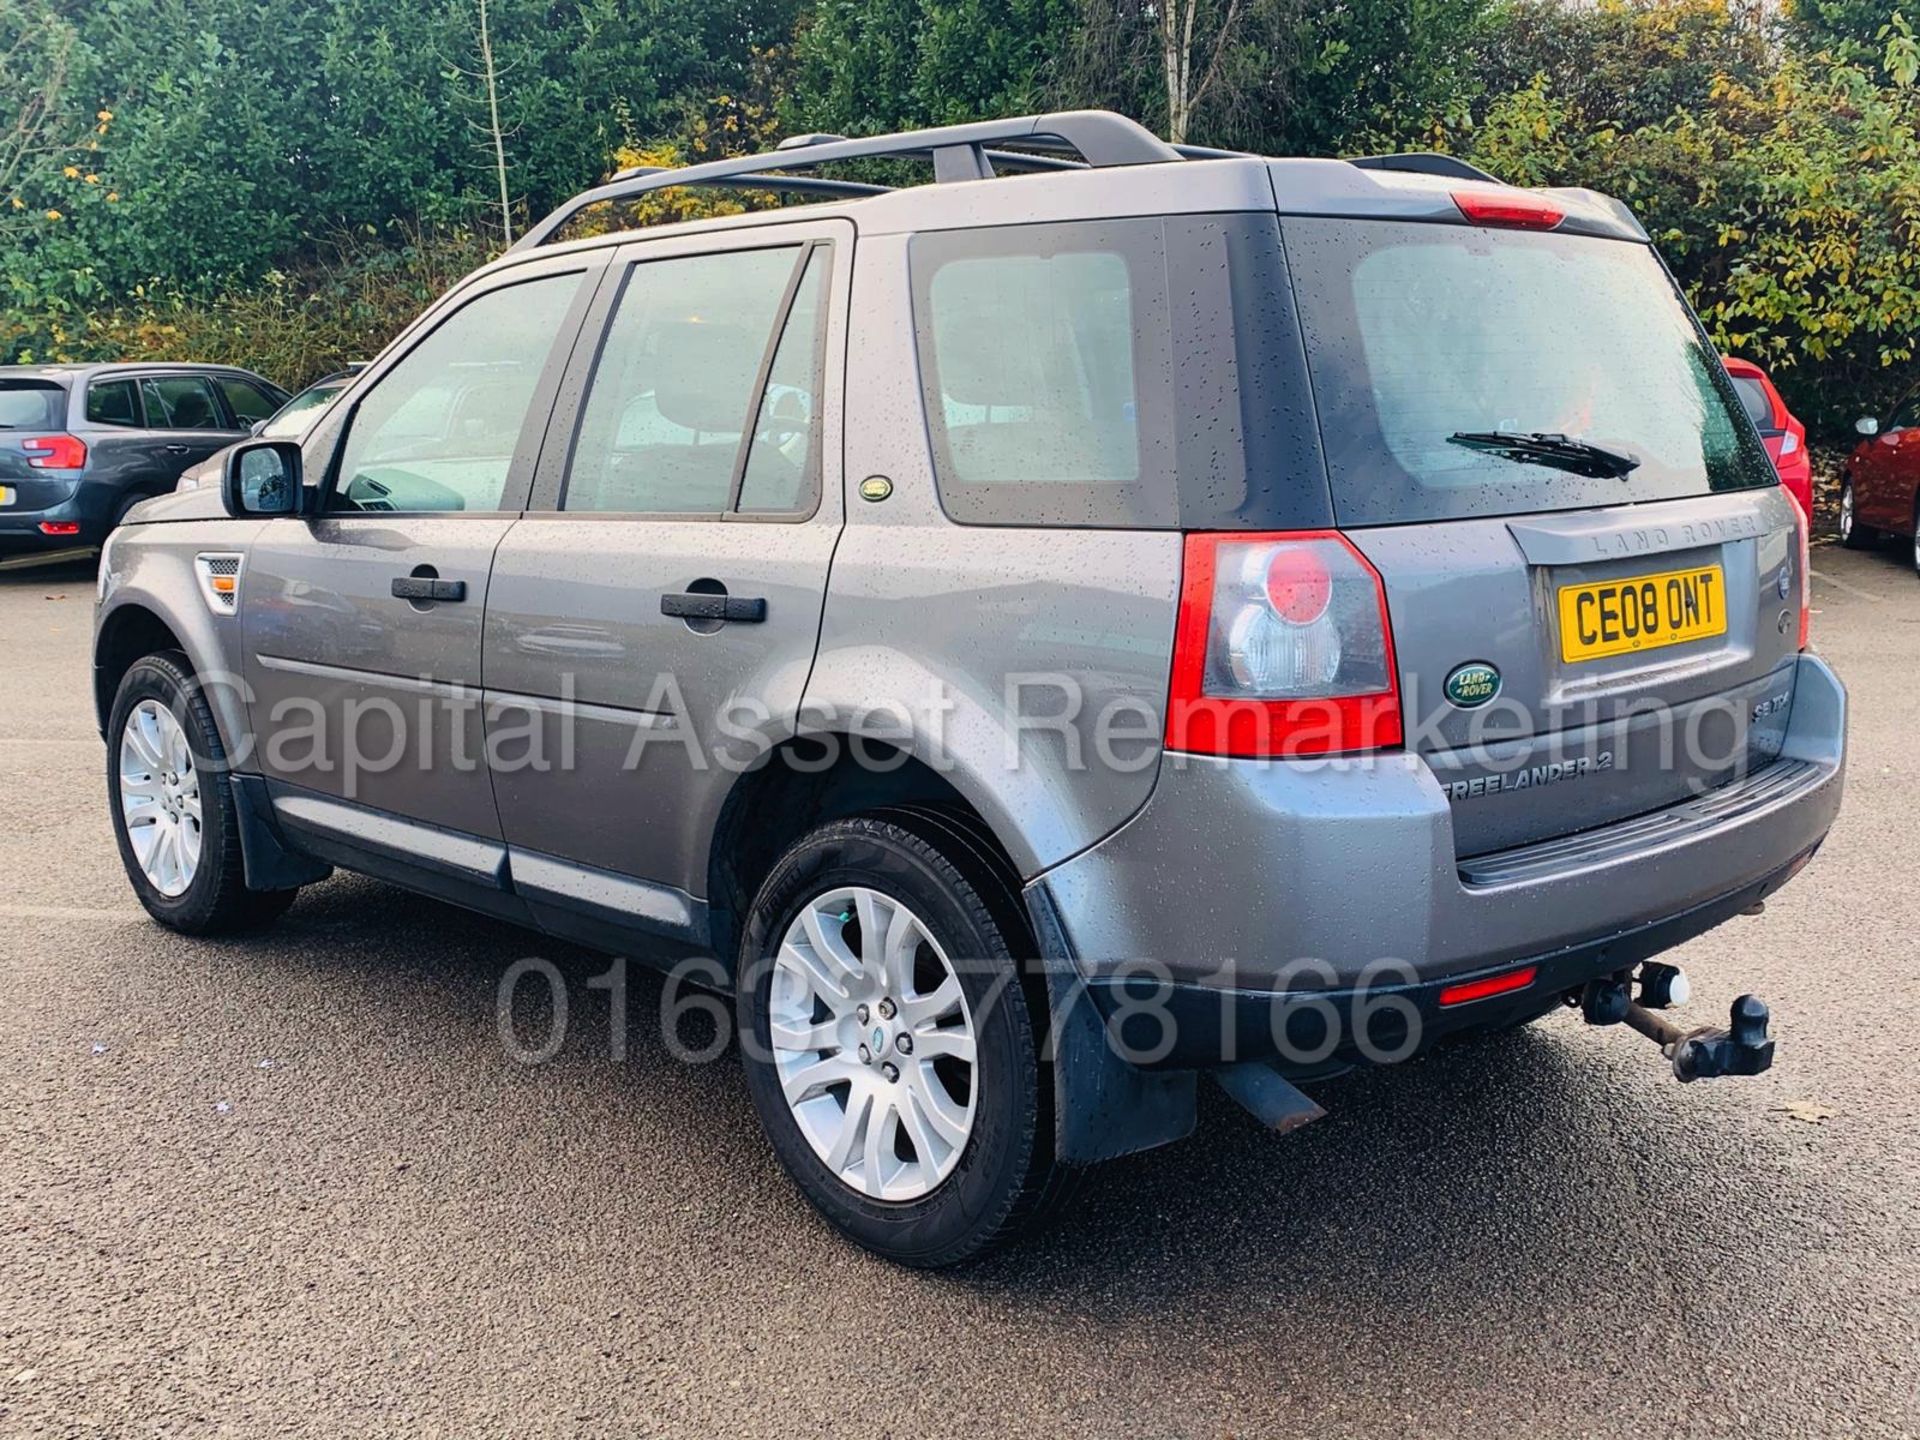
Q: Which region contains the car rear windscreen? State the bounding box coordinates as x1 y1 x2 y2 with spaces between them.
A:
1282 218 1776 527
0 381 66 431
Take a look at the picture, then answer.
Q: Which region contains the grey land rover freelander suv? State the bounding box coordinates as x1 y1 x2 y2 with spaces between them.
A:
92 111 1846 1266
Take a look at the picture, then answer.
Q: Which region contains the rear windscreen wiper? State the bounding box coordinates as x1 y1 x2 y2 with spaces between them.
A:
1447 430 1641 479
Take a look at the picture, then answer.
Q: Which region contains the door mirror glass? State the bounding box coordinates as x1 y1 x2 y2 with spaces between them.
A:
1856 416 1880 437
222 440 304 516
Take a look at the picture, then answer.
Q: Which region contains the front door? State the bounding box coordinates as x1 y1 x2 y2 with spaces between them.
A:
242 256 603 849
482 222 850 942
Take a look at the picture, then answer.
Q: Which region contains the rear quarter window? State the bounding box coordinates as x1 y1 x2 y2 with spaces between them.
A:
86 379 140 427
909 215 1328 530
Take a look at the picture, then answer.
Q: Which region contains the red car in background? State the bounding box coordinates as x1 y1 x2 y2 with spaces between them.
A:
1723 356 1812 520
1841 385 1920 575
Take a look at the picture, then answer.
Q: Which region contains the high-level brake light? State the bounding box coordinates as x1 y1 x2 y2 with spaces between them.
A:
1452 190 1565 231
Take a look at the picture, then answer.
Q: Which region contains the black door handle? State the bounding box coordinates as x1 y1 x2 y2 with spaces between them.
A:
391 576 467 602
661 592 766 623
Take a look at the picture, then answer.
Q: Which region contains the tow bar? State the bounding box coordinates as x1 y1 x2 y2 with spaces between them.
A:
1579 964 1776 1082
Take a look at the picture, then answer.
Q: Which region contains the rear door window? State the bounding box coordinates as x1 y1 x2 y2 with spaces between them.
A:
1283 218 1775 526
137 375 225 431
562 245 805 515
85 379 140 427
737 247 830 515
0 381 66 430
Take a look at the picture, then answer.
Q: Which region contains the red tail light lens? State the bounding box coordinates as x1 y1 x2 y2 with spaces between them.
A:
1452 190 1565 231
37 521 81 536
1166 531 1403 759
22 434 88 469
1263 546 1333 624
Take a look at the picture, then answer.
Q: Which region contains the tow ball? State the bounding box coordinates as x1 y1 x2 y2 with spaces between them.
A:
1577 965 1776 1083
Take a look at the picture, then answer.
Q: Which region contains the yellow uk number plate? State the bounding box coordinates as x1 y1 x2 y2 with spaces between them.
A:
1558 564 1726 663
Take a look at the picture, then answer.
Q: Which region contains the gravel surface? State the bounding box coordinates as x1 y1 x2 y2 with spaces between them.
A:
2 543 1916 1437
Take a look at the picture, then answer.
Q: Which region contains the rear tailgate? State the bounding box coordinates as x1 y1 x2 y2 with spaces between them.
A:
0 378 77 510
1349 490 1801 857
1281 211 1799 858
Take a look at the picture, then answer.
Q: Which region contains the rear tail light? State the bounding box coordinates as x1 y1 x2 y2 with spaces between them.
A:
37 521 81 536
22 434 87 469
1795 504 1811 651
1166 531 1403 758
1452 189 1565 231
1778 431 1800 456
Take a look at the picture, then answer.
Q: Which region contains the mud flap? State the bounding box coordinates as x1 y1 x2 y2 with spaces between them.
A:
1026 883 1196 1165
230 773 332 891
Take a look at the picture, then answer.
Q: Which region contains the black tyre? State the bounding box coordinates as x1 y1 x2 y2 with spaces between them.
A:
738 814 1071 1267
1839 478 1876 549
106 650 298 934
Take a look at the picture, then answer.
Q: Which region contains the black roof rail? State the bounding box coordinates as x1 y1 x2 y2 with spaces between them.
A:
513 109 1182 251
1350 152 1506 185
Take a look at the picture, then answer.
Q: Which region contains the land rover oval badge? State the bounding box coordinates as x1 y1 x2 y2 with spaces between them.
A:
1444 661 1501 709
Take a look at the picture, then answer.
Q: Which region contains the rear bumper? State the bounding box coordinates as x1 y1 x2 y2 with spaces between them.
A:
1062 848 1815 1074
1032 652 1845 1062
0 478 119 552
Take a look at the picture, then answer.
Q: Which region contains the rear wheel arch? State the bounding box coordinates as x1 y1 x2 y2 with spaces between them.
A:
704 737 1034 976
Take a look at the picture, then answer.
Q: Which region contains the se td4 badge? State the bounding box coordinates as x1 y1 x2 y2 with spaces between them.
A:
1445 661 1501 708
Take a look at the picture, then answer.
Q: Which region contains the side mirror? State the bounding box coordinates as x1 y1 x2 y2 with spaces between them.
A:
248 419 267 437
221 439 305 518
1856 416 1881 437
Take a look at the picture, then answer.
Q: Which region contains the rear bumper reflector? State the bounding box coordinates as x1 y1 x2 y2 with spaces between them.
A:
1438 965 1538 1007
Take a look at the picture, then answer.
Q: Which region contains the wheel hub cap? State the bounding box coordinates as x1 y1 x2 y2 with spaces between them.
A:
118 699 202 898
769 886 978 1201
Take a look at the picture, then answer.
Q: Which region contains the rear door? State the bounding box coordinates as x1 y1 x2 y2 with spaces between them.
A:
482 219 849 932
133 372 248 475
1282 215 1802 858
242 253 603 845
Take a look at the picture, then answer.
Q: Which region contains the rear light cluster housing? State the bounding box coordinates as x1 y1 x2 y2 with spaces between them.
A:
22 434 87 469
1166 532 1403 759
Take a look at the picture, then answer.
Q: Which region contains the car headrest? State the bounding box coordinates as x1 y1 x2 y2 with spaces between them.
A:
652 321 759 435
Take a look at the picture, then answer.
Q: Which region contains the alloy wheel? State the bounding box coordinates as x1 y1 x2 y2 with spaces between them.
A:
119 698 202 897
768 886 978 1201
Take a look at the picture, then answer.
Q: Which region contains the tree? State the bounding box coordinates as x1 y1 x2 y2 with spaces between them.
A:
1157 0 1243 143
476 0 514 245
